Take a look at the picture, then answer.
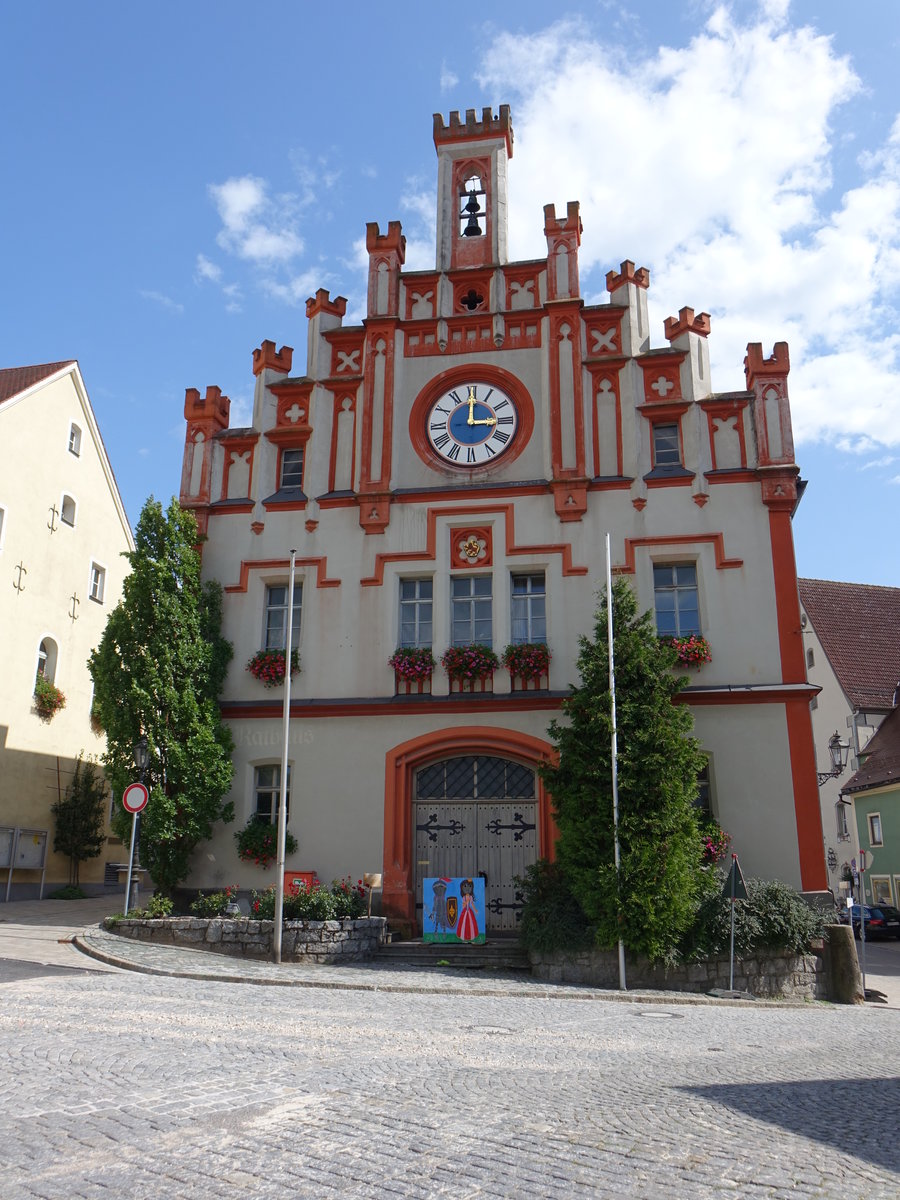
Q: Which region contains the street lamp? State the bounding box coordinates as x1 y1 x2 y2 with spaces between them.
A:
134 735 149 778
816 731 851 786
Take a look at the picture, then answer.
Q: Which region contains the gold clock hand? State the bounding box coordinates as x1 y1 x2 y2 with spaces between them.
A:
467 385 477 425
470 417 497 426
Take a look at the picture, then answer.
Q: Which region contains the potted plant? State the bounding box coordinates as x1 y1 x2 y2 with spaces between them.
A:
441 644 499 690
34 676 66 720
246 647 300 688
235 818 298 868
666 634 712 669
502 642 551 683
388 647 436 682
698 816 731 865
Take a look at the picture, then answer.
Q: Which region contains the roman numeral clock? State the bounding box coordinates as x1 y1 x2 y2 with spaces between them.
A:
426 382 519 466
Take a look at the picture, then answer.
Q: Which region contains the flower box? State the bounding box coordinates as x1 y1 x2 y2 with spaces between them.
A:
666 634 711 669
246 648 300 688
34 676 66 720
441 644 499 693
235 819 298 869
502 642 551 690
388 647 435 695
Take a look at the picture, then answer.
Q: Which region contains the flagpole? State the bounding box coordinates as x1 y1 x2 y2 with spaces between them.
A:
273 548 297 964
605 532 627 991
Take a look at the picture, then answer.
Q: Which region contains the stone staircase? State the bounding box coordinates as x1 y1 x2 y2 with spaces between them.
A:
376 936 530 972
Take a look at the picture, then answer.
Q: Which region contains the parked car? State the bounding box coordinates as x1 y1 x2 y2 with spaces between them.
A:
846 904 900 939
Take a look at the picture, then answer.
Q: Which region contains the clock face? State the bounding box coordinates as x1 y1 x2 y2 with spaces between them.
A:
426 382 519 466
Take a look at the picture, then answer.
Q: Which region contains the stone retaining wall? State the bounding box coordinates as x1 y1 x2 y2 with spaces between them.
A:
530 942 827 1000
105 916 388 963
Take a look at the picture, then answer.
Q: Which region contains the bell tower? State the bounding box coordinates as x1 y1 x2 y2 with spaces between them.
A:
433 105 514 272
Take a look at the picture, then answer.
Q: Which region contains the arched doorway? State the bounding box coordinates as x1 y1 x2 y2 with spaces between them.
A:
382 726 556 929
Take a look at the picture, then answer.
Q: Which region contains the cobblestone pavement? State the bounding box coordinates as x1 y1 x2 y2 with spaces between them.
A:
2 940 899 1198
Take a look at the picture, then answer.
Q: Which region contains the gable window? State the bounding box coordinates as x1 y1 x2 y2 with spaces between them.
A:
36 637 59 685
652 422 681 467
653 563 700 637
68 423 82 456
399 578 433 648
280 448 304 490
61 494 77 527
836 802 850 841
511 572 546 643
451 575 492 646
254 764 291 823
868 812 883 847
89 562 106 604
265 583 302 651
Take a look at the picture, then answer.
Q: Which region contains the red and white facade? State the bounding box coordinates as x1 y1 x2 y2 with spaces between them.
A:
180 105 826 925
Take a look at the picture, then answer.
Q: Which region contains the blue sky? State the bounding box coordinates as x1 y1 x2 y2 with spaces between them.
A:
3 1 899 585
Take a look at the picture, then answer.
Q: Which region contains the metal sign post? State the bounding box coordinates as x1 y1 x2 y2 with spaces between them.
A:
723 853 748 991
122 782 149 912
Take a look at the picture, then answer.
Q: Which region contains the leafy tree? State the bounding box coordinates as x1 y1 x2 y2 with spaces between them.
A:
542 578 707 961
89 498 234 896
51 754 108 886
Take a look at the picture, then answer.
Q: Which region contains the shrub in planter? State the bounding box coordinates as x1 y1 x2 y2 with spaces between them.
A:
330 876 367 919
246 648 300 688
441 644 499 681
235 819 298 868
250 880 336 921
502 642 551 681
388 647 436 682
34 676 66 719
680 873 824 961
190 885 238 918
516 860 594 954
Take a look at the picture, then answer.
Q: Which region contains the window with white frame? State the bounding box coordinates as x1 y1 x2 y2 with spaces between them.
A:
652 422 681 467
89 562 106 603
653 563 700 637
451 575 492 646
254 764 290 823
510 572 546 643
871 876 892 906
694 762 712 816
264 583 302 650
61 494 77 527
836 802 850 841
399 578 433 648
280 448 304 490
868 812 884 846
36 637 59 685
68 423 82 456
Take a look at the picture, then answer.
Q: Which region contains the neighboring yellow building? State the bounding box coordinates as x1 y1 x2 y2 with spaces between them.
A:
0 361 133 898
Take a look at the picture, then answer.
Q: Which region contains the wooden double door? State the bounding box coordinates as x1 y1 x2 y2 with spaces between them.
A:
413 755 538 934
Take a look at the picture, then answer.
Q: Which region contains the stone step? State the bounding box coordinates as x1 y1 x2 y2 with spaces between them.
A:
376 938 530 971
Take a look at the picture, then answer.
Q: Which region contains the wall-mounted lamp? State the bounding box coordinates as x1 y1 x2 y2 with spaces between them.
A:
817 731 851 786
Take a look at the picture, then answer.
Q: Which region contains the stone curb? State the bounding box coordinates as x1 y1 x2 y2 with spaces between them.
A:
73 925 830 1009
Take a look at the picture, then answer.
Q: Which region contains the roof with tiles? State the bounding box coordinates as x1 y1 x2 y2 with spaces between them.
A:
0 361 75 405
799 578 900 712
843 704 900 795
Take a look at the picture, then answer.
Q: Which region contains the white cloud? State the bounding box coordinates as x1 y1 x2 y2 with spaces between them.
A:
440 62 459 92
263 268 325 307
195 254 222 284
139 289 184 315
861 455 897 470
209 175 304 263
479 7 900 447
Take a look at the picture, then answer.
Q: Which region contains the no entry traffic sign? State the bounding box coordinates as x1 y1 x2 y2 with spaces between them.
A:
122 782 149 814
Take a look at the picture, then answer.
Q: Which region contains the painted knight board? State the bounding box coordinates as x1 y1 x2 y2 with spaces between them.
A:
178 104 826 932
423 877 486 944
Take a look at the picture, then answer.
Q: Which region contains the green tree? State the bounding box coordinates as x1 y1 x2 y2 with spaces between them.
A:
89 498 234 896
542 578 707 960
50 754 108 886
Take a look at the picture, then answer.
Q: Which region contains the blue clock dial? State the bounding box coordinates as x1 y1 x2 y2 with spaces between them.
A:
426 382 518 466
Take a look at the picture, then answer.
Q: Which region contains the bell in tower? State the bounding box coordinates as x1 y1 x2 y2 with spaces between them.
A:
433 105 513 270
461 178 485 238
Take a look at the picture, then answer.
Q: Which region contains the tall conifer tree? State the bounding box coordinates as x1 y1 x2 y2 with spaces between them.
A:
543 578 706 959
89 498 234 896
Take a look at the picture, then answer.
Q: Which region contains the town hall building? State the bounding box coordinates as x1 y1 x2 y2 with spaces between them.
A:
179 106 826 929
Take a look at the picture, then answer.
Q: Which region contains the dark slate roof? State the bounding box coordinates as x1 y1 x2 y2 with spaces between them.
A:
0 361 75 404
843 705 900 795
799 578 900 711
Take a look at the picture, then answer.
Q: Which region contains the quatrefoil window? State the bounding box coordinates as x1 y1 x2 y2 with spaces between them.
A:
459 288 485 312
